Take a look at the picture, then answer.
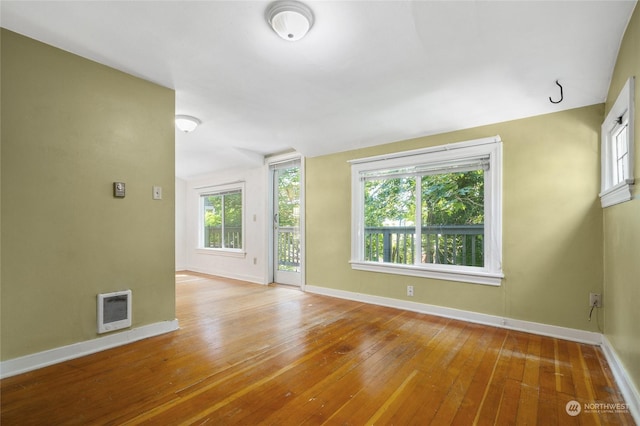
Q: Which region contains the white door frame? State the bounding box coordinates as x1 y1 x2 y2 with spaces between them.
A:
266 153 305 289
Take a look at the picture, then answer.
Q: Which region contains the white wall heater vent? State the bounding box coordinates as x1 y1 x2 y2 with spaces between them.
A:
97 290 132 334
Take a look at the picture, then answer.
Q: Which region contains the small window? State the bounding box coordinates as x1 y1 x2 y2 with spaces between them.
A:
350 136 503 286
600 77 635 208
199 184 244 251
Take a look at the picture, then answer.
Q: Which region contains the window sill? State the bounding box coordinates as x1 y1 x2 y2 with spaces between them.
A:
350 261 503 286
599 179 634 208
196 248 246 258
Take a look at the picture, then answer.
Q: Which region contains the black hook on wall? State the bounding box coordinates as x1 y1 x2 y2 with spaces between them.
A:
549 80 563 104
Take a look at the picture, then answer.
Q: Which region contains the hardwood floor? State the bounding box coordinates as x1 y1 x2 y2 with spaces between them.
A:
1 272 635 425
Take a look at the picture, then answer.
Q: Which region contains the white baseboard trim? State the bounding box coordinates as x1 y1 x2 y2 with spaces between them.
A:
186 266 268 285
304 285 602 345
0 319 179 379
601 335 640 423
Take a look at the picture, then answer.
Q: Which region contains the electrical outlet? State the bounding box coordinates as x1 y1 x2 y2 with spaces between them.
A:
407 285 414 297
589 293 602 308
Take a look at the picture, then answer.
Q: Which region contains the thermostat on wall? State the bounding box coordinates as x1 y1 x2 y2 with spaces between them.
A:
113 182 125 198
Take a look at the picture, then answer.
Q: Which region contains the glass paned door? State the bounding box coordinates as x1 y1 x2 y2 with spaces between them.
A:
273 161 301 286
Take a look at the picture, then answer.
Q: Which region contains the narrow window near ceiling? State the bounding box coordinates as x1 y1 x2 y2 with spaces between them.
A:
600 77 635 208
350 136 503 286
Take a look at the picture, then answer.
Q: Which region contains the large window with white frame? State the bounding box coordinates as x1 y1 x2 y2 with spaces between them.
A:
600 76 635 208
199 183 244 251
350 136 503 286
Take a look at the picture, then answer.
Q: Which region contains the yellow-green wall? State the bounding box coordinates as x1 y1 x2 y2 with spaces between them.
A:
1 30 176 360
307 104 604 332
603 4 640 399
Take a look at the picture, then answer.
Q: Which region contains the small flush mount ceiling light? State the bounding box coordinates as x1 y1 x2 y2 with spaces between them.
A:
266 0 314 41
175 115 201 133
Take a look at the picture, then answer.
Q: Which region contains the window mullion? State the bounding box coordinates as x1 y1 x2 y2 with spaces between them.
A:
221 195 226 248
415 176 422 265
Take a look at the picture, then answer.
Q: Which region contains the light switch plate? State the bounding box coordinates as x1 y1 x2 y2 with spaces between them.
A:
152 186 162 200
113 182 126 198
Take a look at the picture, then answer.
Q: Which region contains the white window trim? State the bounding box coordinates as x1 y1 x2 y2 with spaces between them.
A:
349 136 503 286
600 77 635 208
195 248 246 258
197 181 246 255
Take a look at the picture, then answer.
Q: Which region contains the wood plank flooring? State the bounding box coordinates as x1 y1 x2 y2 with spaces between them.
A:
1 272 635 425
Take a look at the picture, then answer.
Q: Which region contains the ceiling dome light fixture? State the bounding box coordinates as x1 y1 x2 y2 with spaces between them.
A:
266 0 314 41
175 115 201 133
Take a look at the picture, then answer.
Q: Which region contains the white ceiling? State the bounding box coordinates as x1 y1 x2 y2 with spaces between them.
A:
2 1 637 178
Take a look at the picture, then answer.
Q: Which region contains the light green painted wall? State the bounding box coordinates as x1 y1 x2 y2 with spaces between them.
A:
603 4 640 398
1 30 176 360
307 104 604 332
